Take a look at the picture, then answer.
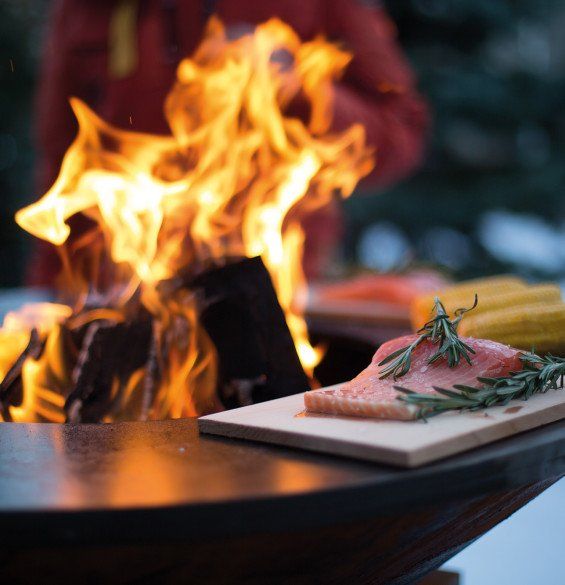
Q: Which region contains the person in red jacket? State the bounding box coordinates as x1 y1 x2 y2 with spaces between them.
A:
29 0 428 285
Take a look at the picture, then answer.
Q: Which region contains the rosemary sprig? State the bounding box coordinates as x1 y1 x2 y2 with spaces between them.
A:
377 335 427 380
394 352 565 419
378 295 478 380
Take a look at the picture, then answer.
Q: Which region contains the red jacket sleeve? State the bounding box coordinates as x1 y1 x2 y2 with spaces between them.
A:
326 0 429 188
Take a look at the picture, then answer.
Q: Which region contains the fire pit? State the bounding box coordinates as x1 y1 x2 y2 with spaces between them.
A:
0 413 563 583
1 294 564 583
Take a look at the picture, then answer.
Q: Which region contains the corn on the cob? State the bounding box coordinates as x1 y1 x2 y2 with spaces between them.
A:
410 275 527 330
459 302 565 354
461 283 560 318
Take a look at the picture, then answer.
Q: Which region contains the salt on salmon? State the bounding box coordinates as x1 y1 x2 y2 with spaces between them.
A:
304 335 523 420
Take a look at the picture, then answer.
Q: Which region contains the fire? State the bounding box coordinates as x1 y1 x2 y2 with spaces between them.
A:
3 18 373 422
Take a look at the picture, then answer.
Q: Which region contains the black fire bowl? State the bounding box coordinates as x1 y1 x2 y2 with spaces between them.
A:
0 414 564 584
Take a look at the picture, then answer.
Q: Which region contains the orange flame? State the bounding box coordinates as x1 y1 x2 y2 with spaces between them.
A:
5 18 373 422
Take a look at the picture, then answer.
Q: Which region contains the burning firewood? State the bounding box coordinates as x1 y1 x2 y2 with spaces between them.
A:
2 18 373 422
140 322 162 421
9 256 309 422
188 257 311 408
65 317 153 423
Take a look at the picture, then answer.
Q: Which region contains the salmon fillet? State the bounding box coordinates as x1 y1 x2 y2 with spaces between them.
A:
304 335 523 420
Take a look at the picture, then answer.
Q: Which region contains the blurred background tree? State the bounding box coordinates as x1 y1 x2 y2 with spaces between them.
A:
346 0 565 282
1 0 564 287
0 1 48 287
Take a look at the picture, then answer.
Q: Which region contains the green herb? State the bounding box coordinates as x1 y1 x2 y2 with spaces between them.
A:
378 295 478 380
394 352 565 419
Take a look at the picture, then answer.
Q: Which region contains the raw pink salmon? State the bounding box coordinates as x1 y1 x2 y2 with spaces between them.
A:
304 335 522 420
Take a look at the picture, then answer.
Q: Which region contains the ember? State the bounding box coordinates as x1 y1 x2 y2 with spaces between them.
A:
1 18 373 422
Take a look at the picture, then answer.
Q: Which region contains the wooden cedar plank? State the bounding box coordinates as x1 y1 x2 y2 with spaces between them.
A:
198 386 565 467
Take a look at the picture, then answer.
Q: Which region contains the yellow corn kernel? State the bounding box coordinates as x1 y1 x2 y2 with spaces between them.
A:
410 275 527 330
463 283 560 319
459 303 565 354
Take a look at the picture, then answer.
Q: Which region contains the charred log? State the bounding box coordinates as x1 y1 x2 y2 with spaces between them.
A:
188 256 311 409
65 318 153 423
3 258 309 421
140 322 161 421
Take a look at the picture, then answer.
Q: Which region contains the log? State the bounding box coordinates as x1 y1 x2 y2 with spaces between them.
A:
188 256 311 409
65 317 153 423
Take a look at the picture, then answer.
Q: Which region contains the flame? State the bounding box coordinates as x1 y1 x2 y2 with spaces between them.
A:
5 18 373 422
0 304 72 422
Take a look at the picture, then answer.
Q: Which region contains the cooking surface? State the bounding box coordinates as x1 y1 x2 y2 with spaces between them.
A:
0 416 564 546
